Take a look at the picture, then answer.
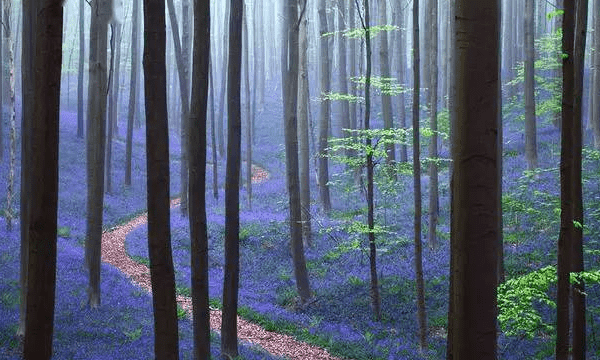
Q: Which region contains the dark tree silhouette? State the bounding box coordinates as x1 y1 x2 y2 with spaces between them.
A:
125 0 140 186
447 0 500 358
524 0 537 170
317 0 332 212
143 0 180 355
23 0 62 357
221 0 243 357
77 0 85 138
189 0 210 357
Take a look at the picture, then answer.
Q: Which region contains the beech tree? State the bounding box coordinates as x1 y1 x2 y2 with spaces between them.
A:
77 0 85 138
447 0 500 357
221 0 243 357
125 0 140 186
317 0 332 212
144 0 180 355
524 0 537 170
23 0 63 357
427 0 439 250
85 0 111 308
188 0 210 357
378 0 394 167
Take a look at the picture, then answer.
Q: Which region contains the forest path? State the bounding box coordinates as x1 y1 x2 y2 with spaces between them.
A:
100 165 343 360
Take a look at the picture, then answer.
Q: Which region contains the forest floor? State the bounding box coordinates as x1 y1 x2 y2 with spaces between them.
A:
1 83 600 359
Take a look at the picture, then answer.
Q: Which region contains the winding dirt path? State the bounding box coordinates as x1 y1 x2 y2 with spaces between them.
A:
100 165 343 360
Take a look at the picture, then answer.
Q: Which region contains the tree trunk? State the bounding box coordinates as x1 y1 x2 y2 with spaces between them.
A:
283 0 312 305
337 0 350 143
243 5 252 209
524 0 537 169
349 1 358 132
221 0 243 357
166 0 191 216
448 0 500 358
412 0 427 350
394 0 408 163
427 0 439 250
556 1 574 357
592 0 600 148
106 23 122 195
571 0 588 356
189 0 210 357
209 54 218 200
125 0 139 186
18 0 35 337
4 0 15 232
217 0 230 158
143 0 180 355
298 9 312 247
77 0 85 138
317 0 332 213
379 0 395 167
85 0 110 308
22 0 62 357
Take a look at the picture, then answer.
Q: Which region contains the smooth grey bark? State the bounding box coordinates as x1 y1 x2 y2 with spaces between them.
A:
524 0 537 169
317 0 332 212
221 0 242 357
143 0 180 354
592 0 600 148
209 55 218 200
337 0 350 142
166 0 191 216
22 0 62 357
349 0 358 131
85 0 110 308
189 0 210 357
4 0 15 232
393 0 407 162
283 0 312 304
298 9 312 247
77 0 85 138
556 1 574 357
427 0 438 250
243 5 252 209
571 0 587 356
216 0 230 157
125 0 140 186
18 0 35 337
106 22 122 195
379 0 395 166
412 0 427 350
447 0 500 357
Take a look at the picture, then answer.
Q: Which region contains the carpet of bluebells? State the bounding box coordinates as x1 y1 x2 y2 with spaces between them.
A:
1 77 600 359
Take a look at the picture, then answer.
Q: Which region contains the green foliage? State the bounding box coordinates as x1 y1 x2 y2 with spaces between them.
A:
497 266 557 338
176 304 187 319
176 285 191 297
321 92 364 103
350 76 407 96
347 275 364 286
57 226 71 238
498 265 600 338
122 327 142 342
130 255 150 267
342 24 398 40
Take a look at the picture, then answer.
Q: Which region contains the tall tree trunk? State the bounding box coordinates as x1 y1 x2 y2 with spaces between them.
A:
189 0 210 357
349 0 358 132
427 0 438 250
77 0 85 138
85 0 110 308
4 0 15 232
22 0 62 357
337 0 350 144
221 0 243 357
217 0 230 157
298 8 312 247
412 0 427 350
379 0 395 167
592 0 600 148
18 0 35 337
553 0 564 129
448 0 500 358
283 0 312 305
125 0 140 186
143 0 180 355
243 5 252 209
209 54 218 200
166 0 191 216
571 0 587 356
524 0 537 169
394 0 408 163
106 23 122 195
556 1 575 357
317 0 332 212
